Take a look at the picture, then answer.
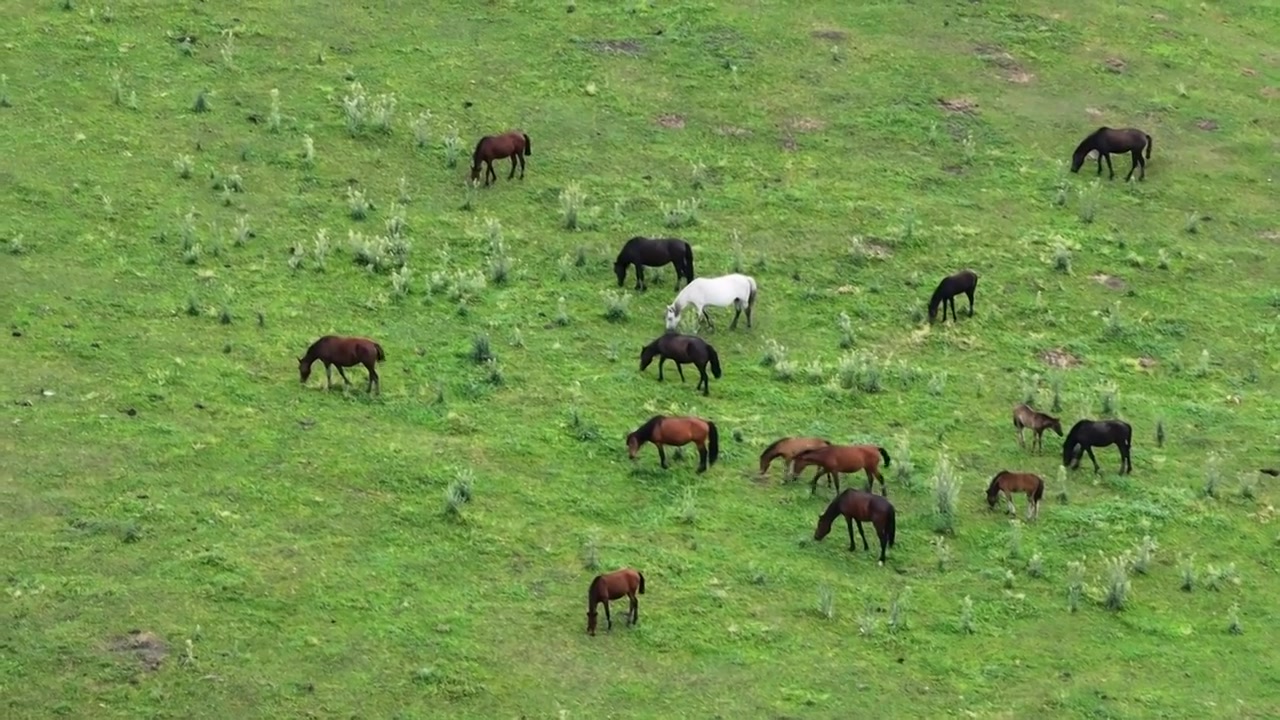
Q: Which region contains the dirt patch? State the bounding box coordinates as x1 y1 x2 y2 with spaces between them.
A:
716 125 752 138
1150 12 1168 21
779 134 798 152
784 117 826 132
942 165 965 175
109 630 167 672
1138 356 1158 369
1090 273 1127 291
1085 107 1105 120
974 44 1018 69
1259 230 1280 242
1007 71 1035 84
863 242 893 258
1103 58 1127 73
1196 119 1219 131
937 97 978 114
1261 87 1280 99
811 29 848 41
1040 348 1081 369
655 114 685 130
579 39 644 56
1241 67 1258 77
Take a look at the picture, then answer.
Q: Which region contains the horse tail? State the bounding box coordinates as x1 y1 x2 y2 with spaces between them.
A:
707 422 719 466
522 133 532 156
684 243 696 280
637 572 646 595
887 504 897 547
471 137 486 164
877 447 891 468
707 345 722 379
375 343 386 362
1144 133 1152 159
747 277 758 310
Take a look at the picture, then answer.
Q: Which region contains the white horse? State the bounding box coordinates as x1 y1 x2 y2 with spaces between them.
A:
664 273 757 332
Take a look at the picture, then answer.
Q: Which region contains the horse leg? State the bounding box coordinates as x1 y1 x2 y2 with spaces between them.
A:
518 152 526 179
1137 153 1146 181
855 519 870 551
876 469 887 497
485 159 496 186
864 468 875 494
1016 424 1026 449
1086 447 1101 474
635 264 645 291
656 357 666 382
657 444 668 469
675 363 686 383
1104 153 1115 179
696 440 708 473
629 592 638 626
337 366 352 387
323 363 333 389
966 289 975 316
366 362 378 393
508 155 517 179
1095 153 1103 176
697 363 709 396
876 526 887 565
1005 490 1015 516
810 469 825 495
603 600 612 631
1125 151 1137 182
729 300 742 330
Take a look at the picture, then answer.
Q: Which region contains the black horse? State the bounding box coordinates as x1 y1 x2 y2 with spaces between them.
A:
1070 127 1153 182
614 236 695 291
927 269 979 323
639 332 722 396
1062 419 1133 475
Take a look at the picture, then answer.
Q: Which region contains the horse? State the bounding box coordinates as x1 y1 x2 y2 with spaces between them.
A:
1062 419 1133 475
792 444 892 497
1012 404 1063 453
638 333 722 396
927 270 978 323
1070 127 1152 182
985 470 1045 521
759 436 832 480
587 568 645 636
469 131 531 187
664 273 757 333
625 415 719 473
813 489 897 565
298 335 385 393
614 236 695 291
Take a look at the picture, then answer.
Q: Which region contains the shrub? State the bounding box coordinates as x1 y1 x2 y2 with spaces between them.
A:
662 198 700 228
1066 560 1085 612
1102 554 1131 611
442 126 460 168
1130 535 1158 575
1027 552 1044 578
601 290 631 322
470 335 494 364
443 470 474 518
959 595 974 634
816 585 834 620
348 187 371 220
1179 555 1195 591
560 182 586 230
174 154 194 179
267 88 282 131
931 454 960 535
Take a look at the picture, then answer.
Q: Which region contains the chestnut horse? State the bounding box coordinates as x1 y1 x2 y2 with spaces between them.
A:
792 444 892 496
470 130 531 187
587 568 645 636
625 415 719 473
758 436 832 479
813 489 897 565
985 470 1045 521
1012 403 1063 453
298 335 385 393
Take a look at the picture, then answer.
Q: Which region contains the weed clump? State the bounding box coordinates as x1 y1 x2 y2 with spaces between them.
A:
1102 554 1131 611
601 290 631 322
443 470 474 517
931 454 960 535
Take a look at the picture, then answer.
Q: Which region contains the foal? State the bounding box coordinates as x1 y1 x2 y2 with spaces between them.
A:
587 568 645 636
985 471 1045 521
1012 404 1063 453
927 270 978 323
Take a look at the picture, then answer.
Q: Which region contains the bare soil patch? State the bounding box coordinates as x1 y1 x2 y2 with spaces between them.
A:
716 125 751 138
1085 107 1105 120
974 45 1035 84
1138 356 1158 369
1196 119 1219 131
109 630 167 672
655 114 685 130
1241 67 1258 77
1104 57 1127 73
784 117 826 133
1090 273 1127 291
1261 87 1280 99
1258 230 1280 242
937 97 977 114
1040 348 1081 369
779 134 798 152
1007 71 1035 84
811 29 848 41
578 39 644 56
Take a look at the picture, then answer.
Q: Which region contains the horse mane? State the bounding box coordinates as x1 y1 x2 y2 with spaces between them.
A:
927 280 949 313
471 136 487 162
302 335 333 359
759 437 790 459
819 490 848 524
986 471 1007 495
1064 419 1091 441
632 415 665 441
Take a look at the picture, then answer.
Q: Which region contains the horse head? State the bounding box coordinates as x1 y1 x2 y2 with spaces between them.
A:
614 259 628 286
298 357 312 382
664 305 680 330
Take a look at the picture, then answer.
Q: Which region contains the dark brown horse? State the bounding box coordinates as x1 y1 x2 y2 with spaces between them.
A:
985 470 1045 521
1070 127 1152 182
639 333 721 396
928 270 978 323
614 236 696 291
625 415 719 473
759 436 832 479
792 444 892 496
587 568 645 636
813 489 897 565
1063 419 1133 474
1012 404 1063 453
298 335 385 393
469 130 531 187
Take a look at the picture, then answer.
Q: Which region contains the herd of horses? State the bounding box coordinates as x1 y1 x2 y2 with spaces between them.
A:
294 123 1168 636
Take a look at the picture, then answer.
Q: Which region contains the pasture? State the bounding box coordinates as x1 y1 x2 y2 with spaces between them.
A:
3 1 1279 717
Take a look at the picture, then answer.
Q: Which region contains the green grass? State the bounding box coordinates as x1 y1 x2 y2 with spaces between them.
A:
3 1 1280 717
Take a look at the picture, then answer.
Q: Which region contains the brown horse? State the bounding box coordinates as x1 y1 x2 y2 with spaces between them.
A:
1012 404 1063 453
792 444 892 497
625 415 719 473
758 436 832 480
587 568 645 636
1070 126 1152 182
298 335 385 393
639 333 722 396
985 471 1045 521
813 489 897 565
469 130 531 187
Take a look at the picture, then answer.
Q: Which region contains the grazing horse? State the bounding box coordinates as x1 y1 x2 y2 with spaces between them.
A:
664 273 757 333
792 444 892 497
1070 126 1152 182
298 335 385 393
985 470 1045 521
614 236 695 291
1062 419 1133 475
638 333 722 396
813 489 897 565
469 131 531 187
625 415 719 473
928 270 978 323
1012 403 1063 453
759 436 832 479
587 568 645 636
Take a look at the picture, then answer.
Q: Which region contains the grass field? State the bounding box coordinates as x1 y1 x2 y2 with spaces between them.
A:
3 1 1280 717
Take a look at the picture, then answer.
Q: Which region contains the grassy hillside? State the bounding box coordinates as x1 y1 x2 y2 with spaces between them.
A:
3 1 1279 717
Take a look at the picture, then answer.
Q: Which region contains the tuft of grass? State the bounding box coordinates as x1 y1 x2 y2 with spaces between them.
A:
1238 472 1257 501
560 182 587 230
411 111 433 149
553 297 570 327
675 486 697 525
192 90 211 113
1227 603 1243 635
1204 563 1239 592
184 295 200 317
218 306 233 325
1184 211 1201 234
1055 465 1069 504
348 187 371 220
1067 560 1085 612
1027 552 1044 578
1050 374 1064 412
267 88 282 132
0 73 11 108
232 215 251 247
469 335 494 364
1078 179 1101 223
927 372 946 396
582 529 600 571
301 135 315 165
1179 555 1195 592
1053 181 1069 207
1051 244 1072 273
600 290 631 322
959 595 974 634
174 154 194 180
836 311 854 349
219 29 236 70
1156 417 1165 448
1099 382 1118 415
661 198 700 228
1102 554 1131 611
443 126 460 168
887 587 908 633
891 435 914 489
443 469 474 518
816 585 835 620
1006 520 1023 560
1130 535 1157 575
1203 452 1221 498
931 454 960 535
690 160 708 189
565 406 601 443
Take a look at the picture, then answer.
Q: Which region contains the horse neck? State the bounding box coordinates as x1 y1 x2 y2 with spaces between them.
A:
819 494 844 523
